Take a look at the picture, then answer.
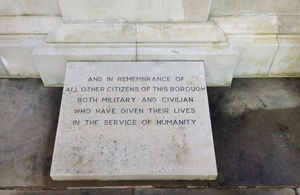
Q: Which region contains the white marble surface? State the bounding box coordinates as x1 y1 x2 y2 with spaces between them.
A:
278 16 300 34
137 43 240 86
212 16 283 77
33 44 136 86
136 23 226 43
0 35 46 77
212 16 278 34
0 16 62 35
269 35 300 77
229 35 278 77
210 0 300 16
0 16 61 77
0 0 61 16
46 23 137 43
51 61 217 180
33 42 239 87
58 0 211 22
46 23 226 44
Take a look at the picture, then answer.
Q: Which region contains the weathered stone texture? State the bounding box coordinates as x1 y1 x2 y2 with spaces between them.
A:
51 62 217 181
58 0 211 22
278 16 300 34
269 35 300 77
0 35 45 77
0 0 61 16
210 0 300 16
0 16 62 35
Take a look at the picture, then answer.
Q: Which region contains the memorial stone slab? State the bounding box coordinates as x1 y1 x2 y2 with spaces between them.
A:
50 62 217 180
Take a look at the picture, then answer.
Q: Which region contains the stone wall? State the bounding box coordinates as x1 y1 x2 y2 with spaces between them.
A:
210 0 300 78
0 0 299 86
0 0 61 78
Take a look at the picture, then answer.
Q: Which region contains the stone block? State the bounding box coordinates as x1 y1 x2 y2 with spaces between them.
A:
212 16 281 77
137 43 240 86
0 16 62 77
46 23 137 43
32 44 136 86
210 0 300 16
46 22 227 44
212 16 278 34
137 23 226 43
0 16 62 35
229 35 278 77
278 16 300 34
0 0 61 16
269 35 300 77
50 61 217 180
0 35 46 77
58 0 211 23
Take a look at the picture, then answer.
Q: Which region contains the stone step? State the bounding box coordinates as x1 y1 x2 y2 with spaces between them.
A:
46 23 226 43
32 43 239 87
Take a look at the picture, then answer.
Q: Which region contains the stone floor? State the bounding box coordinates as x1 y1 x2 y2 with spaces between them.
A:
0 78 299 193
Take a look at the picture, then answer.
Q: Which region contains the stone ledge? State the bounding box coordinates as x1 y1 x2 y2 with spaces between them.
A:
137 43 239 86
136 23 226 43
211 16 278 34
46 23 227 43
32 42 239 87
32 43 136 86
46 23 137 43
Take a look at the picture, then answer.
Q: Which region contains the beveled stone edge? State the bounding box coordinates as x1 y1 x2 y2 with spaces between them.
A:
46 22 227 43
50 173 218 181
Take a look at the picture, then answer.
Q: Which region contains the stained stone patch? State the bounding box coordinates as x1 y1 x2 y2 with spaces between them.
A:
0 58 8 76
50 61 217 181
